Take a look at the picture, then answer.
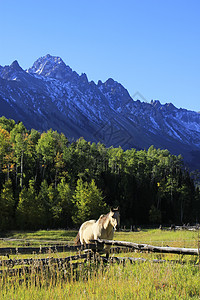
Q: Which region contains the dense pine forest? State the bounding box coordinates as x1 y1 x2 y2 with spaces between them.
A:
0 116 200 231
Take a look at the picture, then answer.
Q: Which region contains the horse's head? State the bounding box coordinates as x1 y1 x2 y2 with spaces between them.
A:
109 207 120 230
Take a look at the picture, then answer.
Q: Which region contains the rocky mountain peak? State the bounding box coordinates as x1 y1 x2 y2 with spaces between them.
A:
0 60 25 81
27 54 74 81
10 60 22 71
80 73 88 84
150 100 162 107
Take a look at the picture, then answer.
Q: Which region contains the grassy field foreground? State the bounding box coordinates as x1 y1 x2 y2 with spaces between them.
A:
0 229 199 299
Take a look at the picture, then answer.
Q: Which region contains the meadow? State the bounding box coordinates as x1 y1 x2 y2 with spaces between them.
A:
0 229 199 299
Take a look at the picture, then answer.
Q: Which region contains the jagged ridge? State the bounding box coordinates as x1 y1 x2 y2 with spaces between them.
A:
0 54 200 170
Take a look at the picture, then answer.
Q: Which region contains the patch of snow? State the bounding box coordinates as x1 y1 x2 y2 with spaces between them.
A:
150 116 160 130
165 121 182 141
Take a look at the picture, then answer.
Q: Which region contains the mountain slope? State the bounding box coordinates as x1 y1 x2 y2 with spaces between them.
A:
0 54 200 170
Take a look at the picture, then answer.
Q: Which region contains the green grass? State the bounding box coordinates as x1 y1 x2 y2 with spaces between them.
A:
9 230 77 241
115 229 199 248
1 228 198 247
0 230 77 247
0 229 199 299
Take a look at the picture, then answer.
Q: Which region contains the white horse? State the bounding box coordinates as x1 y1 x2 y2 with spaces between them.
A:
75 208 120 258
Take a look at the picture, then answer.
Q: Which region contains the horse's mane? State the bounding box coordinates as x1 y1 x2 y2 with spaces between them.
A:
98 212 110 229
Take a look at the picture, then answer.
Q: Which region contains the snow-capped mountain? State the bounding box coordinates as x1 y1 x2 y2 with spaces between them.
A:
0 54 200 170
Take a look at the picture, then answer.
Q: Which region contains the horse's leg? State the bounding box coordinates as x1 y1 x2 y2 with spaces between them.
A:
105 245 111 259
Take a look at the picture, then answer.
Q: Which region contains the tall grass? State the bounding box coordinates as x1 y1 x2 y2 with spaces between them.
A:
0 229 199 299
0 260 199 299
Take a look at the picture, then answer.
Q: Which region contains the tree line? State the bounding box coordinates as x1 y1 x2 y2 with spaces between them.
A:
0 116 200 231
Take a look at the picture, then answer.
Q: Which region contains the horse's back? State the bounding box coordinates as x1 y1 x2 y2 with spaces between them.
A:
79 220 96 244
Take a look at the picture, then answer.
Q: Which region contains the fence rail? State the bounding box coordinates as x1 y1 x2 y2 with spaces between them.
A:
0 243 103 256
91 239 199 255
0 239 199 257
0 252 93 267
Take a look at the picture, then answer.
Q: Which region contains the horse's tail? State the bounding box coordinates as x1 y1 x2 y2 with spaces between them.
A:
74 231 81 245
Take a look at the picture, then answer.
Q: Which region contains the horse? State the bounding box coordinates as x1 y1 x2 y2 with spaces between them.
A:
74 207 120 259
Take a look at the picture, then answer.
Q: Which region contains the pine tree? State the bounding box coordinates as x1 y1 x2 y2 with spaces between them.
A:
52 179 72 227
16 179 45 229
0 179 15 230
72 178 107 226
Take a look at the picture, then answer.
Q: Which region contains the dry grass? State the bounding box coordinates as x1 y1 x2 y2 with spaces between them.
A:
0 229 199 299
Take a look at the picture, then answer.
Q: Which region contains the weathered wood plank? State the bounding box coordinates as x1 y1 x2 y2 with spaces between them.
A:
0 253 93 267
0 243 99 256
92 239 199 255
0 238 198 257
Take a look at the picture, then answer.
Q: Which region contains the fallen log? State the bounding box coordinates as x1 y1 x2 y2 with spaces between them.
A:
91 239 199 255
174 225 200 231
109 256 167 264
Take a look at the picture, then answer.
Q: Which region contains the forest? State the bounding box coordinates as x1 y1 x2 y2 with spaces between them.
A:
0 116 200 231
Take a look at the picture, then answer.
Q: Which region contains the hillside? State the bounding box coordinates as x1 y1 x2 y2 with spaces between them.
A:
0 54 200 170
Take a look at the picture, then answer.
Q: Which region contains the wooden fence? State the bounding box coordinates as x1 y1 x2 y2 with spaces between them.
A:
0 244 97 257
0 239 199 276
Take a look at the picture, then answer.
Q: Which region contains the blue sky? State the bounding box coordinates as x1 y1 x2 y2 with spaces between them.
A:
0 0 200 112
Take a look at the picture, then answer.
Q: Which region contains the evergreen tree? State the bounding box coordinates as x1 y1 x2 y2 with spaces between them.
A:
16 179 45 229
0 179 15 230
37 180 52 228
72 178 107 226
52 179 72 227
